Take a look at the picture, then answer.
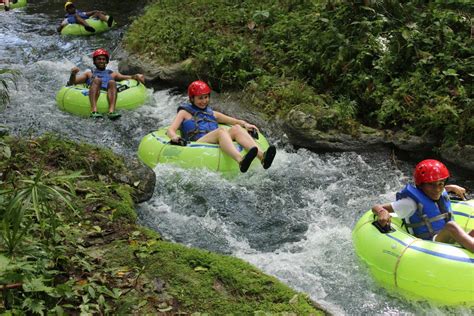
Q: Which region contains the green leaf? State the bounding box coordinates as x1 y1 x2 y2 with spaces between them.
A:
23 277 54 293
88 285 96 299
442 68 458 76
401 29 411 40
53 305 65 316
1 145 11 158
22 297 46 315
194 266 208 272
0 254 10 272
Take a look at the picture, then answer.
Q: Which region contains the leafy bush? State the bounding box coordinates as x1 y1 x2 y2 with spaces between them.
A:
0 136 137 314
125 1 473 146
0 69 19 110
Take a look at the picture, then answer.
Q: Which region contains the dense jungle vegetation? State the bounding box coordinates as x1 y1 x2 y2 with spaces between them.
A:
125 1 473 147
0 135 323 314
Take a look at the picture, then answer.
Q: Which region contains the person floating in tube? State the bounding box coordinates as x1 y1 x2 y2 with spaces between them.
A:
166 80 277 173
57 1 114 33
372 159 473 252
67 48 145 120
2 0 10 11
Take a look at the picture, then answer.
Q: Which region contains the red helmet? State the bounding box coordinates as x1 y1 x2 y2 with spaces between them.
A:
188 80 211 98
92 48 109 62
413 159 450 186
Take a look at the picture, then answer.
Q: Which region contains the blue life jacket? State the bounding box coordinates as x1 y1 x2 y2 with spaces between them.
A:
396 184 452 240
87 69 114 90
65 10 89 24
178 103 218 141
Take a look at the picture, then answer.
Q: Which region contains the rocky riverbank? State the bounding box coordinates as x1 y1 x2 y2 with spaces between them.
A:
117 49 474 174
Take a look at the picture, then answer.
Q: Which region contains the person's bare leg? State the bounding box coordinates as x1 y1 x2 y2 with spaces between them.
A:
76 14 95 32
227 125 262 156
435 221 474 252
92 12 108 22
92 11 113 26
198 128 242 162
89 78 101 113
106 80 117 113
228 125 276 169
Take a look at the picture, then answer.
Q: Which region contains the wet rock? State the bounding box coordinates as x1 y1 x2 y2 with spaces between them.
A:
113 158 156 203
116 45 195 87
0 125 9 137
439 145 474 172
118 53 473 172
282 108 439 154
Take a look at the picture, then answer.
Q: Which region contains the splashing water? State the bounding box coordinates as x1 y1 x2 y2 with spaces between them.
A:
1 3 472 315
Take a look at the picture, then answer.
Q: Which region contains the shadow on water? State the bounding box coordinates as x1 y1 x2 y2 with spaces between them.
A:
1 2 473 315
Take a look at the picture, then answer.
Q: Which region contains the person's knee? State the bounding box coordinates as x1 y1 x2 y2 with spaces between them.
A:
107 80 116 89
216 126 231 138
229 125 243 134
443 221 463 237
445 221 458 231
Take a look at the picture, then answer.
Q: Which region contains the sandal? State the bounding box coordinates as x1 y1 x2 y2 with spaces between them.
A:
239 147 258 173
107 16 114 27
262 145 276 169
107 111 121 120
90 111 103 118
85 25 96 33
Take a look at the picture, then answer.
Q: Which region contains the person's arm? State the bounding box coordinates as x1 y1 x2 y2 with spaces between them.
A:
214 111 258 131
68 67 89 85
445 184 466 200
112 72 145 84
166 111 186 143
371 203 394 227
84 10 99 16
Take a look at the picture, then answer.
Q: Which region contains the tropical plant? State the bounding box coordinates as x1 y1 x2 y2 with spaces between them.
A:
125 1 473 146
0 69 19 110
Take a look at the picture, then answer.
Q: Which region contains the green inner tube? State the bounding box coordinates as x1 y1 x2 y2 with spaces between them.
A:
3 0 27 9
56 79 147 117
137 125 270 174
61 16 115 36
352 200 474 306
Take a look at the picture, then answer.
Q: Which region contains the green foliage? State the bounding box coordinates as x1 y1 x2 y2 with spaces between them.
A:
1 134 320 314
111 239 322 314
0 69 19 110
125 1 473 146
0 135 139 314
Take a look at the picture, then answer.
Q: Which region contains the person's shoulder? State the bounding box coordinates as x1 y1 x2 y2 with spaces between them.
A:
393 197 417 208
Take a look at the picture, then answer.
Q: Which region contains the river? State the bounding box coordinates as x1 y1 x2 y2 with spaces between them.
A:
0 1 472 315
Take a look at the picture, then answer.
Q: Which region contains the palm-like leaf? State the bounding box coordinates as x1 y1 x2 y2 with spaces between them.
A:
0 69 20 109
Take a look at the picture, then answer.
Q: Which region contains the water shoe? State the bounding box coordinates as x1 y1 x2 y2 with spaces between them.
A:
90 112 103 118
107 111 121 120
85 25 96 33
239 147 258 173
107 16 114 27
262 145 276 169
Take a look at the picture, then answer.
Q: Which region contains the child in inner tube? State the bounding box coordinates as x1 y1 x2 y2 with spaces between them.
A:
2 0 10 11
166 80 277 173
57 1 114 33
372 159 473 252
67 48 145 119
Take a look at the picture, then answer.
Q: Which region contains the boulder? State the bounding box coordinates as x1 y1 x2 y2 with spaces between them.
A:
117 45 195 87
439 145 474 172
282 109 435 152
112 158 156 203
